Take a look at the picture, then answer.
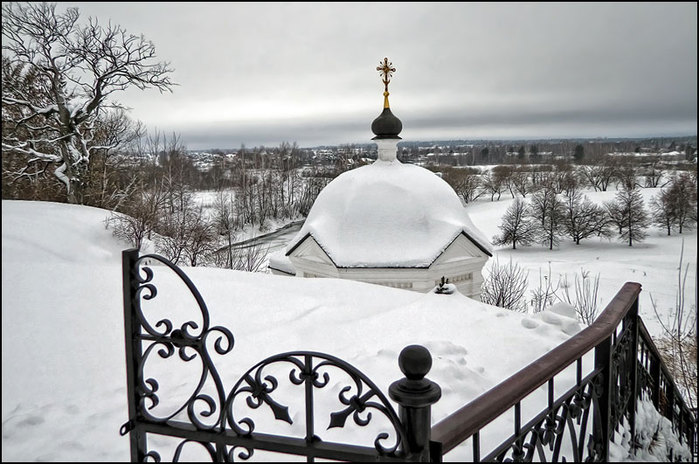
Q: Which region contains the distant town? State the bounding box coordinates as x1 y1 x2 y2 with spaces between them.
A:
184 135 697 173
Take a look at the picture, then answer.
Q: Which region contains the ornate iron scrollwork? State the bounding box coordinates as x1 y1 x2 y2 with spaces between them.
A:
122 250 409 461
224 352 408 457
608 322 637 439
487 372 605 462
129 254 235 431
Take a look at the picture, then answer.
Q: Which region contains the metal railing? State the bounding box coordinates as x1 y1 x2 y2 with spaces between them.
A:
120 248 696 462
120 249 441 462
430 282 697 462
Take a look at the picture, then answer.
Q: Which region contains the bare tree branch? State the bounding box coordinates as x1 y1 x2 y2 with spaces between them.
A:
2 2 174 203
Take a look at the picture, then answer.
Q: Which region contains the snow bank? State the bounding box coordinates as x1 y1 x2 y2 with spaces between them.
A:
3 197 691 462
2 199 577 462
608 397 693 462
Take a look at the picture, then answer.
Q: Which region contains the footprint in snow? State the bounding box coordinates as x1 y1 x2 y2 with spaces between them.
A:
16 415 45 427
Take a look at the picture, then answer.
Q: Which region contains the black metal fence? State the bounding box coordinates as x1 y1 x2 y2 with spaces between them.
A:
120 249 696 462
430 282 697 462
119 249 440 462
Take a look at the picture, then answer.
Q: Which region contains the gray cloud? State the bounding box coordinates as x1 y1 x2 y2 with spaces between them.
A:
59 2 696 148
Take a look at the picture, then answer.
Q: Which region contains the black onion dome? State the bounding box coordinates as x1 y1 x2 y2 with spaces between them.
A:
371 107 402 140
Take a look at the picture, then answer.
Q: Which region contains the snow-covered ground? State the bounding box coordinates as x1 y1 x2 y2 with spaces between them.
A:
465 187 696 338
1 194 694 461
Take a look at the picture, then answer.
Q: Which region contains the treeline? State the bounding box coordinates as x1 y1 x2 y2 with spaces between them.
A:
103 134 350 269
438 155 694 204
0 1 351 269
398 138 696 166
487 168 697 250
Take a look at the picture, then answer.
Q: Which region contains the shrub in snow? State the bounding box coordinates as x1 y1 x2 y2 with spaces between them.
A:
529 264 560 314
607 397 693 462
558 269 602 326
632 397 692 461
433 276 456 295
481 258 528 312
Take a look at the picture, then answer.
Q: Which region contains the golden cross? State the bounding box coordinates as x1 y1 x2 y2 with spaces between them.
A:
376 57 396 92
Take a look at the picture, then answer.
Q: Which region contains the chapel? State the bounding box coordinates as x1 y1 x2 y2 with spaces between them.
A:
269 58 492 299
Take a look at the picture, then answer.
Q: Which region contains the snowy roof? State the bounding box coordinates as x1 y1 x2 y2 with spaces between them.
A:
286 159 492 267
268 249 296 275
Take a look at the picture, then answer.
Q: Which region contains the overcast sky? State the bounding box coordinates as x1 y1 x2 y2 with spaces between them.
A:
58 2 697 149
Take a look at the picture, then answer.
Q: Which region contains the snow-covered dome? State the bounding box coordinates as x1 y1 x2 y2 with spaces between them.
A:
286 157 492 268
278 57 492 299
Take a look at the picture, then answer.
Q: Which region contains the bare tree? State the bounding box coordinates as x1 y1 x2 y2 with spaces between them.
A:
2 2 174 203
105 181 165 249
156 188 213 266
80 110 144 208
481 170 506 201
529 165 551 192
510 167 531 198
641 161 664 188
563 190 611 245
442 167 483 204
212 191 238 268
183 206 216 267
529 186 566 250
276 141 302 218
492 197 536 249
297 173 330 216
529 264 561 313
613 164 638 190
481 258 529 312
604 199 626 236
558 269 601 325
553 160 578 196
607 184 649 246
492 165 515 198
650 188 677 236
579 156 617 192
650 242 697 410
667 172 698 234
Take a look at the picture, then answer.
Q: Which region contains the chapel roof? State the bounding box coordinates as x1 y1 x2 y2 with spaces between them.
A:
285 160 492 267
285 58 491 267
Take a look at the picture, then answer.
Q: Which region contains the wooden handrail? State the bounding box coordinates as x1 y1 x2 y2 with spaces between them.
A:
431 281 642 455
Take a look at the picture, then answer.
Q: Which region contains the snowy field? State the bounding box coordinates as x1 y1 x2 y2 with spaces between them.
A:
465 187 697 338
1 195 694 461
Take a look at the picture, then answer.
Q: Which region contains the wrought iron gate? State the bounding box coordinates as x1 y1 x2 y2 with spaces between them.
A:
119 248 441 462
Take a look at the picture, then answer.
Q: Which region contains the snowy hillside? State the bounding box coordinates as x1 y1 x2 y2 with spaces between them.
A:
2 199 588 462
